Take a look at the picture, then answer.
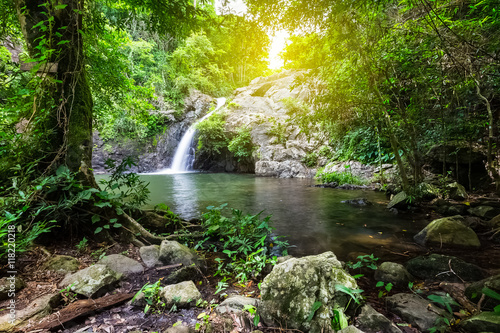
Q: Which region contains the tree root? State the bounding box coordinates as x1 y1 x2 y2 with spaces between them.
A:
120 213 165 245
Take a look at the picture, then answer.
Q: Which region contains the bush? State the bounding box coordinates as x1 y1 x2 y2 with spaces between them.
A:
266 118 288 145
302 152 319 167
315 168 365 185
195 112 228 156
228 127 256 162
335 127 394 165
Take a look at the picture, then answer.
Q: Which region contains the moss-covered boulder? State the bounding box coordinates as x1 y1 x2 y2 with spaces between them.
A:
59 264 121 298
413 215 480 248
161 281 202 308
465 274 500 311
460 312 500 333
406 254 484 282
0 276 25 301
42 255 80 273
468 206 499 220
140 244 161 267
489 214 500 228
374 262 413 286
447 182 467 201
259 251 358 333
387 191 407 209
159 240 204 268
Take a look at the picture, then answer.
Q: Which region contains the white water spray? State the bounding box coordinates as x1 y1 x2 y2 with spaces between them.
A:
160 97 226 174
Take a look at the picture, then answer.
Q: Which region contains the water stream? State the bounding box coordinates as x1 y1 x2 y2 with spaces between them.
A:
130 173 427 259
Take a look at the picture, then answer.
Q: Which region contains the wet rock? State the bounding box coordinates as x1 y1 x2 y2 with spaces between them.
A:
356 304 402 333
140 244 161 267
468 205 499 220
465 274 500 311
59 264 121 298
165 265 201 284
98 254 144 277
341 198 372 206
0 276 25 301
162 281 202 308
163 325 195 333
387 191 408 210
417 182 439 200
259 251 358 333
386 293 450 332
447 182 468 201
159 240 204 268
216 295 259 314
413 215 480 248
42 255 80 273
460 311 500 333
406 254 484 282
374 262 413 286
0 292 60 331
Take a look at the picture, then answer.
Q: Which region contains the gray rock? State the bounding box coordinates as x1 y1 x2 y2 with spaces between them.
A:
460 311 500 332
341 198 372 206
386 293 450 332
59 264 121 297
259 251 358 333
163 325 195 333
413 215 481 248
216 295 259 314
374 262 413 286
468 205 498 220
159 240 203 268
165 265 201 284
42 255 80 273
387 192 408 209
162 280 202 308
0 292 60 331
356 304 402 333
465 274 500 311
418 183 439 200
447 182 468 201
0 276 25 301
140 245 161 267
98 254 143 277
406 254 484 282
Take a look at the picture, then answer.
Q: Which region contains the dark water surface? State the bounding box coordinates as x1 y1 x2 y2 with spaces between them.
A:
105 173 427 259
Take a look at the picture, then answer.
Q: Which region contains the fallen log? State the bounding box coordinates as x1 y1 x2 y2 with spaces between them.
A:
24 293 134 332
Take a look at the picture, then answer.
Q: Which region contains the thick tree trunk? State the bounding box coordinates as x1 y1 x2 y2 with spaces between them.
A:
15 0 96 187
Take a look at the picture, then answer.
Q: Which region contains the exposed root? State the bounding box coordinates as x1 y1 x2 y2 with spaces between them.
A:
120 213 165 245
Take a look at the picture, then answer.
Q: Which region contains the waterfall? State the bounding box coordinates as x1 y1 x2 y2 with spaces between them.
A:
168 97 226 173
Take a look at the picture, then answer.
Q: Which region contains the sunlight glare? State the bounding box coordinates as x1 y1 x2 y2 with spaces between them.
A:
268 30 289 70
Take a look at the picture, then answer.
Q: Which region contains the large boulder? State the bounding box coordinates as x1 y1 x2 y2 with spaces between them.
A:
356 304 402 333
460 312 500 332
446 182 467 201
140 245 161 267
468 205 499 220
413 215 481 248
465 274 500 311
161 281 202 308
98 254 144 277
387 192 408 210
59 264 121 298
42 255 80 273
406 254 484 282
386 293 451 332
159 240 204 268
259 251 358 333
374 262 413 286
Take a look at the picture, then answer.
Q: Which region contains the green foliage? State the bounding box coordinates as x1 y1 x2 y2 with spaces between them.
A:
195 204 287 287
376 281 393 298
195 112 228 157
302 152 318 168
228 127 256 162
346 254 379 270
266 118 288 145
243 304 261 327
335 127 394 165
132 279 165 314
315 168 365 186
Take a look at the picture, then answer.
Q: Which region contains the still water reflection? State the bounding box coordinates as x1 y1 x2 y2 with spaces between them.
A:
98 173 425 259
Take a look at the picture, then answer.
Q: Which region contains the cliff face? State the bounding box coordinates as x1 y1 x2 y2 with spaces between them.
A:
220 70 328 178
92 91 213 173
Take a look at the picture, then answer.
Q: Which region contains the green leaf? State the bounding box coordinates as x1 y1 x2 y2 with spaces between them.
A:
94 227 103 234
376 281 384 288
113 223 122 228
103 225 110 229
482 287 500 301
306 301 322 322
253 314 260 327
91 215 101 224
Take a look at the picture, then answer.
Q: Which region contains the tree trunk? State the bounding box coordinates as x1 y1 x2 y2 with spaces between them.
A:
15 0 96 187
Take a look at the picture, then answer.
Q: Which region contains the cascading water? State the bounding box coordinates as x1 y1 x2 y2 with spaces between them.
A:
168 97 226 173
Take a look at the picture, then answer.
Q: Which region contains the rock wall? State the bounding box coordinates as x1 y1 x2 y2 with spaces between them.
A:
92 91 213 173
216 70 328 178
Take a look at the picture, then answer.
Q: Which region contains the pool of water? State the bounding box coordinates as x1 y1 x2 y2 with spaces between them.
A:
98 173 426 259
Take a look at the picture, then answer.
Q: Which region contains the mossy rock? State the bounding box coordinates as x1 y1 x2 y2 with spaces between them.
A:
413 215 480 248
259 251 357 333
42 255 80 273
460 312 500 333
465 274 500 311
59 264 121 298
387 191 407 209
406 254 484 282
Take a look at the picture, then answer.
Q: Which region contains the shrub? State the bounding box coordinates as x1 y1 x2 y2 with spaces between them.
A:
195 113 228 156
302 152 319 167
228 127 256 162
315 168 365 185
